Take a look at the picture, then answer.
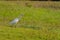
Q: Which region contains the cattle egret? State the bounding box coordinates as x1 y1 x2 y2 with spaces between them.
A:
9 14 24 27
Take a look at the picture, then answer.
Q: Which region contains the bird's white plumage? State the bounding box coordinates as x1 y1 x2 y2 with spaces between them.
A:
9 13 24 26
9 18 19 25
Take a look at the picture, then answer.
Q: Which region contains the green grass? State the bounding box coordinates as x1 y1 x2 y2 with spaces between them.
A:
0 1 60 40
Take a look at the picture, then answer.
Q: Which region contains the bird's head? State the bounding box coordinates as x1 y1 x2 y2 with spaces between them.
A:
18 13 24 18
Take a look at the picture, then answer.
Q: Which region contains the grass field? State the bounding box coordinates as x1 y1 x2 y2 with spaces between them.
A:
0 1 60 40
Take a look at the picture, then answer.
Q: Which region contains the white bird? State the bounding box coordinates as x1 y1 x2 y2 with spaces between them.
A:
9 14 24 27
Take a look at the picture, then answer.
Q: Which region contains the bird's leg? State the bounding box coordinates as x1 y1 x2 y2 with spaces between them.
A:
15 25 16 28
14 24 17 28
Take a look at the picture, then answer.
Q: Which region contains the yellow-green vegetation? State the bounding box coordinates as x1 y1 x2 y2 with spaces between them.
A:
0 1 60 40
